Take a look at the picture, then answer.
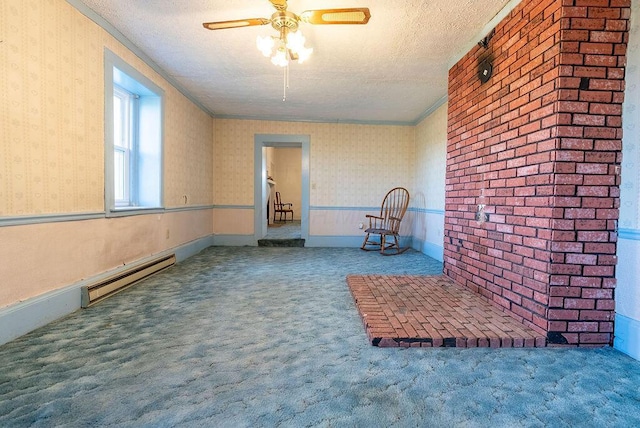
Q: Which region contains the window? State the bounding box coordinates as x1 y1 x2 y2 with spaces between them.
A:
113 85 134 205
105 50 164 215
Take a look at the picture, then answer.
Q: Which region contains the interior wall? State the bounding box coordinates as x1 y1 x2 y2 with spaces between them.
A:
265 147 275 179
213 119 415 238
0 210 213 305
273 148 302 221
265 146 276 225
615 0 640 359
0 0 214 310
412 102 448 261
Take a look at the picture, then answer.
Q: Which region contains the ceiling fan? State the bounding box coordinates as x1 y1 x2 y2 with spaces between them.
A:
202 0 371 33
203 0 371 100
203 0 370 64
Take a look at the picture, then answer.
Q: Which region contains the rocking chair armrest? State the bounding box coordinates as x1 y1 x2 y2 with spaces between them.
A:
365 214 384 229
389 216 402 222
282 203 293 208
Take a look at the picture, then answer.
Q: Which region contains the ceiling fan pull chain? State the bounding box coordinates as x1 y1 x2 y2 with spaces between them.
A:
283 62 290 102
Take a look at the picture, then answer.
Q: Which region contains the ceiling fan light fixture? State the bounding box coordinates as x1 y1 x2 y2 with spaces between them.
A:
297 47 313 64
256 35 275 57
271 43 290 67
286 30 305 52
258 29 312 66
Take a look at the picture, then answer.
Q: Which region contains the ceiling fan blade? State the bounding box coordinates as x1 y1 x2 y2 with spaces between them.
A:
203 18 270 31
269 0 288 11
299 8 371 25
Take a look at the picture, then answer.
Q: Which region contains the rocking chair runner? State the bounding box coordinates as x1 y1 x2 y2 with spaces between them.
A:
361 187 410 255
273 191 294 222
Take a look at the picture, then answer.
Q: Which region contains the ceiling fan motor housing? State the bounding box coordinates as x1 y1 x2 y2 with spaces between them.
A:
271 11 299 32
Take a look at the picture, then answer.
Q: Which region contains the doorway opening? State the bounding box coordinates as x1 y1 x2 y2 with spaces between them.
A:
267 146 301 239
254 134 310 244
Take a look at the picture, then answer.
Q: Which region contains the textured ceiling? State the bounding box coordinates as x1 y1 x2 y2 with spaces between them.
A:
77 0 510 124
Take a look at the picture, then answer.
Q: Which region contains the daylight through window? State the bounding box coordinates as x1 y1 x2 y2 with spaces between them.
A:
105 51 164 215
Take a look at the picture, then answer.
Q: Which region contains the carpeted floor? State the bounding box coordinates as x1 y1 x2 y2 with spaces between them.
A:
266 220 301 239
1 247 639 427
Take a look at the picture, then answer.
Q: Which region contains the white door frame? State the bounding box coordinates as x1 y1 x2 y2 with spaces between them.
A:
254 134 310 241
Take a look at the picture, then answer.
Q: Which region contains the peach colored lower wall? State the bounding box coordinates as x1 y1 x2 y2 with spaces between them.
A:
213 208 254 235
0 209 213 308
310 210 414 237
310 210 367 236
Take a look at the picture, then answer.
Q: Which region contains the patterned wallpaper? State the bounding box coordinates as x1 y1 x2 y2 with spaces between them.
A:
213 119 415 207
164 88 214 208
414 102 447 211
620 1 640 230
311 123 415 207
0 0 213 217
1 0 104 215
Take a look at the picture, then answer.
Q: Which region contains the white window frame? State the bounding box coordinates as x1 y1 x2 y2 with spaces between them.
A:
113 85 135 207
104 49 164 216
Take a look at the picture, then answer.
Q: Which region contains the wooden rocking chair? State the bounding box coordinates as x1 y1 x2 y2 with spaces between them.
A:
361 187 410 255
273 191 294 222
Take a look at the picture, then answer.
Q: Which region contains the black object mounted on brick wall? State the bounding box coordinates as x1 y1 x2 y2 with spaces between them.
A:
477 28 495 84
478 28 495 49
478 60 493 83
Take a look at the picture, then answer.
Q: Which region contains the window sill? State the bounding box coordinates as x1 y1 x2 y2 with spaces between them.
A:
107 207 164 218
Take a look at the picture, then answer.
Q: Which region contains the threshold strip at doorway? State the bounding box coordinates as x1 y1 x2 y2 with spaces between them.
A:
347 275 546 348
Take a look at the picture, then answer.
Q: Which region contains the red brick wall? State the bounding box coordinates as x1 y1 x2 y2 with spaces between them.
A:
444 0 629 346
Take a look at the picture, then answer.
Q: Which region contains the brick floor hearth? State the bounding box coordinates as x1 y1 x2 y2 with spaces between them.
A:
346 275 546 348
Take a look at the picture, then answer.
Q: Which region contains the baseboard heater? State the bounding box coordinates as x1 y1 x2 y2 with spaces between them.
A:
81 254 176 308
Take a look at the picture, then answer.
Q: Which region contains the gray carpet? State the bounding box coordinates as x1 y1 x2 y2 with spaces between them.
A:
260 221 304 247
266 220 301 239
1 247 639 427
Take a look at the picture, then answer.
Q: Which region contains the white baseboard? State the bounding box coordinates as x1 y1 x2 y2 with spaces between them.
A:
614 313 640 361
305 235 362 247
175 235 214 261
0 284 80 347
0 235 214 346
305 235 413 249
212 234 256 246
411 238 444 262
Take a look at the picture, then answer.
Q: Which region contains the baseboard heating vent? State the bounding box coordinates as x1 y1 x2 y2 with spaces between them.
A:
81 254 176 308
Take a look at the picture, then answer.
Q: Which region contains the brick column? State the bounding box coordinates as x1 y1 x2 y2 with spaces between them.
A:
547 1 629 345
444 0 629 346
